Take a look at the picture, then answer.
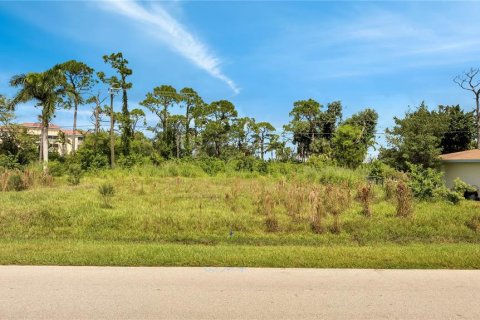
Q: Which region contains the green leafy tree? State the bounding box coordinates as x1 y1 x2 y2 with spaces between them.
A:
230 117 255 156
332 124 367 168
130 108 146 134
285 99 321 161
285 99 343 160
379 102 447 171
200 100 238 157
179 88 204 156
103 52 133 156
140 85 180 158
57 60 95 154
320 101 343 140
10 67 66 171
438 105 476 153
343 108 378 147
380 103 474 171
253 121 276 160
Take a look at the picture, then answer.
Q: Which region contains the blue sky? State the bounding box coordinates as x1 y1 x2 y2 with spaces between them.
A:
1 1 480 150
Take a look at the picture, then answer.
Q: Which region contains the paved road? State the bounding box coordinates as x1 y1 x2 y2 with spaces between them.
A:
1 266 479 319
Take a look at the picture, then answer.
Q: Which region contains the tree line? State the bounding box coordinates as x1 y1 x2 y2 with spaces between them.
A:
0 53 479 173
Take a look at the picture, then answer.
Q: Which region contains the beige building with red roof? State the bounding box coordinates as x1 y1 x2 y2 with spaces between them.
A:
440 149 480 189
19 123 84 155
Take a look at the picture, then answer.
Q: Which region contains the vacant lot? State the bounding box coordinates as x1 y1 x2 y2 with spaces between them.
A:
1 167 479 268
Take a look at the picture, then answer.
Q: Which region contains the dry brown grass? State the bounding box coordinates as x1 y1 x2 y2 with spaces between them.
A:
384 178 397 200
324 184 353 234
358 183 374 217
0 169 52 192
308 186 326 233
396 181 414 218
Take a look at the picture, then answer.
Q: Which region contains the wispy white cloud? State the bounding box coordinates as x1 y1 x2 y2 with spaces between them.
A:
98 0 239 94
253 5 480 80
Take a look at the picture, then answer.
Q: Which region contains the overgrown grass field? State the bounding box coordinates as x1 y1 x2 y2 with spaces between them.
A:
1 164 479 268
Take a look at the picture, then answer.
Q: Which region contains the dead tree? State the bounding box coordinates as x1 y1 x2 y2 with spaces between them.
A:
454 68 480 149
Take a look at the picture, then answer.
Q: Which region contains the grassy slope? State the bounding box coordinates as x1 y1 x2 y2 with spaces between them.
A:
1 168 479 268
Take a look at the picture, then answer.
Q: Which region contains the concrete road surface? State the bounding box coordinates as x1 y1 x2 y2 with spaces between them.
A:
1 266 479 319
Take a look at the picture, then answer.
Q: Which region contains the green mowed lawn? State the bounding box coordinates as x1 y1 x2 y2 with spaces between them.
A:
2 240 480 269
1 171 479 268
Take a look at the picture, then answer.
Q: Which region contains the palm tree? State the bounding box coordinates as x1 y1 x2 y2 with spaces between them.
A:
10 67 66 172
57 131 70 156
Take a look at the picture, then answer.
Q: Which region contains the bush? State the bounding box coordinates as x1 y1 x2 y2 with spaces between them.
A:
453 178 477 194
0 154 21 170
98 183 115 208
197 157 225 176
67 164 83 186
7 173 25 191
306 154 332 168
117 154 148 168
433 186 463 205
48 160 66 177
407 163 445 200
367 160 399 182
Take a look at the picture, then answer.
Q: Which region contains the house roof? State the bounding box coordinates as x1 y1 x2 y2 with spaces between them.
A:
61 129 82 136
440 149 480 162
20 123 83 136
21 122 61 129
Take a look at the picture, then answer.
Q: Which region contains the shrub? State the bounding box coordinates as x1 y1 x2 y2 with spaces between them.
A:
407 163 444 200
0 154 21 170
396 181 413 218
117 154 147 168
433 186 463 205
98 183 115 208
7 173 25 191
197 157 225 175
67 164 83 186
48 160 66 177
306 154 332 168
453 178 477 194
367 160 399 183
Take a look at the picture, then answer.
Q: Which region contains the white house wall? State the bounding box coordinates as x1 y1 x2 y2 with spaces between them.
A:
442 162 480 189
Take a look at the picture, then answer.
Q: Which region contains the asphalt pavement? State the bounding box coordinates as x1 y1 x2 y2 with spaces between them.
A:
1 266 479 319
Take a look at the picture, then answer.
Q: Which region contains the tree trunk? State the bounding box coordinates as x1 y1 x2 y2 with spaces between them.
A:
176 132 180 158
72 103 78 154
42 123 49 173
476 93 480 149
260 133 265 160
110 93 115 168
94 106 100 152
121 88 131 156
39 126 43 162
185 107 191 156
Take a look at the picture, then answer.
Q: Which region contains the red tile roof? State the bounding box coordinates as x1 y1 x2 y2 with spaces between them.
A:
440 149 480 162
61 129 82 135
20 123 83 136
